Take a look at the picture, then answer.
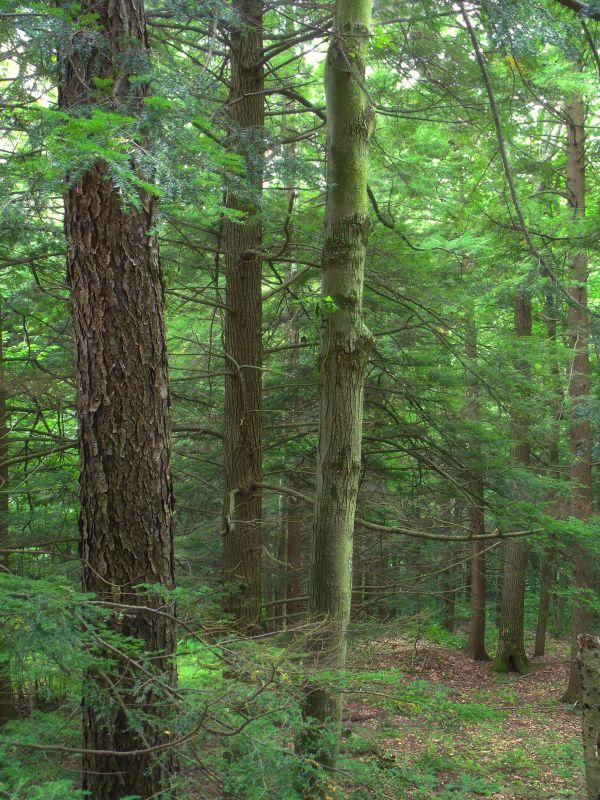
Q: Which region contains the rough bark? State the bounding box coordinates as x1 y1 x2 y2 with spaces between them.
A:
298 0 374 783
222 0 264 629
58 3 176 797
464 310 490 661
562 89 593 704
493 292 531 674
579 634 600 799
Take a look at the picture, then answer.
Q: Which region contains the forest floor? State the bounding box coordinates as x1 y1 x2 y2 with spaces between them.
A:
339 633 583 799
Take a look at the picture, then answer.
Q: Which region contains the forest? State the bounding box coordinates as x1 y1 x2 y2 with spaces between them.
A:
1 0 600 797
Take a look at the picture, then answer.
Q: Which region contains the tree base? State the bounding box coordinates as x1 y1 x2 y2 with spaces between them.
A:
491 652 529 674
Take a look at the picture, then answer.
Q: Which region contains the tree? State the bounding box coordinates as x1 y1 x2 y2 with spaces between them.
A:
493 291 531 674
58 2 177 796
562 85 593 703
299 0 374 779
222 0 265 629
0 299 14 725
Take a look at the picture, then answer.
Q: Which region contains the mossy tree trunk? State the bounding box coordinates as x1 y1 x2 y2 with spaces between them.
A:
579 634 600 799
493 291 531 674
222 0 264 630
58 3 177 797
299 0 374 783
0 300 14 726
562 89 593 704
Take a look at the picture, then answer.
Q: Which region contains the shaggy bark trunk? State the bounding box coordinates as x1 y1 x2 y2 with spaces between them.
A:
464 311 490 661
222 0 264 629
562 90 592 704
299 0 374 783
493 292 531 674
579 634 600 799
59 4 176 797
0 301 14 725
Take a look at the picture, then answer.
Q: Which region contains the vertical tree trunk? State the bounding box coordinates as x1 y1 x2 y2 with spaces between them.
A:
0 300 14 725
562 89 592 704
534 552 555 657
439 502 456 633
59 4 176 797
579 634 600 799
535 287 561 658
493 292 531 674
222 0 264 629
464 310 490 661
285 492 304 623
299 0 374 782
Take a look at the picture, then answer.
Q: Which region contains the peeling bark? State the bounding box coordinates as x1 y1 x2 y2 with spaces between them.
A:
299 0 374 783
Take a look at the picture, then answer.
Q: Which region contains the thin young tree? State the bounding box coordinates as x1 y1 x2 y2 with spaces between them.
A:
493 291 531 674
0 299 14 725
562 86 593 703
58 3 177 797
299 0 374 778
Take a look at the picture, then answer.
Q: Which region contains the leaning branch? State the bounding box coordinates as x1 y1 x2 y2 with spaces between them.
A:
253 482 539 541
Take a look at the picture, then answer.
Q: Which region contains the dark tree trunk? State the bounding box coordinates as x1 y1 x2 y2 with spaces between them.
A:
59 3 177 797
222 0 264 630
578 634 600 799
562 89 592 704
0 301 14 726
493 292 531 674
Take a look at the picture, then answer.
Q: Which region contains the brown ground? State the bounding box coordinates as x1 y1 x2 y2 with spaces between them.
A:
342 635 584 799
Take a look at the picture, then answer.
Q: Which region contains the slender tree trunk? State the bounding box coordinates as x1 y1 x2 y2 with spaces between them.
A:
493 292 531 674
562 89 592 704
534 551 555 657
0 300 14 725
464 309 490 661
59 4 176 797
285 492 303 623
578 634 600 799
535 287 561 658
298 0 374 782
222 0 264 629
439 502 457 633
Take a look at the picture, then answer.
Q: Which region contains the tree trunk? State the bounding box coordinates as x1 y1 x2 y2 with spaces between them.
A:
0 300 14 726
298 0 374 783
59 4 177 797
222 0 264 630
439 502 457 633
535 287 561 658
493 291 531 674
562 89 592 704
285 492 304 623
464 310 490 661
578 634 600 799
534 550 556 657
